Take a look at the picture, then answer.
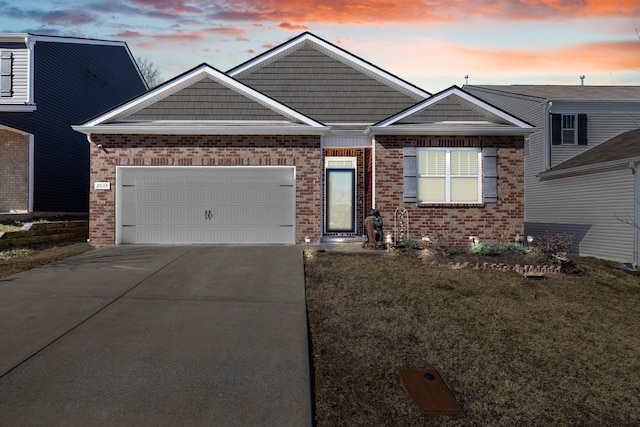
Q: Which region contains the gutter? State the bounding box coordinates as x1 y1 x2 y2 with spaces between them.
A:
72 125 333 136
365 126 537 136
538 156 640 180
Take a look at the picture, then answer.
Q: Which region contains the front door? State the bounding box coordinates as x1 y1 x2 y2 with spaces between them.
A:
325 165 356 233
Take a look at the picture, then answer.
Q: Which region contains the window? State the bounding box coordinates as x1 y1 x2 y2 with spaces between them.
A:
561 114 576 145
551 113 588 146
417 148 482 203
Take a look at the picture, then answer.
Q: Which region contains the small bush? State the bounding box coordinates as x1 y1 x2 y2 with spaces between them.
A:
427 230 458 257
403 239 420 249
534 231 575 259
469 241 500 256
501 242 527 254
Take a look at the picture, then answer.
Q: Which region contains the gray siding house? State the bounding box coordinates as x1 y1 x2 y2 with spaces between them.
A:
0 34 147 216
466 85 640 265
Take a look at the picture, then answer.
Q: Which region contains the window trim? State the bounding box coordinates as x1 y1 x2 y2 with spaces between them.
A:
416 147 482 204
561 114 577 145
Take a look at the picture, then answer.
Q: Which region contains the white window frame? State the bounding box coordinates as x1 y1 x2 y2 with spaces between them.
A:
417 148 482 204
561 114 577 145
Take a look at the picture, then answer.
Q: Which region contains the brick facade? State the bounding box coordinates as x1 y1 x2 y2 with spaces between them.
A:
88 134 321 246
0 129 30 213
374 135 525 246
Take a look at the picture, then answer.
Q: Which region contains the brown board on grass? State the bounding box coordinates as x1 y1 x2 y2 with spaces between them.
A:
397 368 465 417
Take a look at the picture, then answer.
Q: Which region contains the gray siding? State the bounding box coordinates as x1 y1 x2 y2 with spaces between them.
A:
526 169 635 263
236 46 421 124
127 78 286 121
550 112 640 167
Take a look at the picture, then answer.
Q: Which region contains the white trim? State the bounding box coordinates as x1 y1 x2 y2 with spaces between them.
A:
0 123 30 135
0 105 36 112
366 125 536 136
228 33 430 99
416 147 482 204
73 124 330 135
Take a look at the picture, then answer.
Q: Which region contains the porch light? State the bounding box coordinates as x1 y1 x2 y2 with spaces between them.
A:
527 235 534 244
469 236 477 244
385 232 392 247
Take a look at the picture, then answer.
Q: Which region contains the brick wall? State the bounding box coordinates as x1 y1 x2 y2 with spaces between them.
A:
0 129 30 213
89 134 321 246
374 135 525 246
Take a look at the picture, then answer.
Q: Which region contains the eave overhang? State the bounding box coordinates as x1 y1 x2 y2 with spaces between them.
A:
72 123 332 136
0 105 37 112
366 125 537 136
538 157 640 181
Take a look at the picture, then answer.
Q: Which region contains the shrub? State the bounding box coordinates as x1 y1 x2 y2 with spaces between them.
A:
404 238 420 249
427 229 457 257
469 241 500 256
501 242 527 254
534 231 575 259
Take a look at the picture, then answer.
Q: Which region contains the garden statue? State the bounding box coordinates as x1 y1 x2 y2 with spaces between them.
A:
362 208 384 249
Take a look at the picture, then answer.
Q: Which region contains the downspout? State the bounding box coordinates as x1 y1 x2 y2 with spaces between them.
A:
630 161 640 268
371 136 376 210
543 101 552 170
25 35 35 104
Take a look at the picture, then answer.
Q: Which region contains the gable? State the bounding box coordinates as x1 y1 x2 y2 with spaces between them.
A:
126 77 287 121
229 33 430 125
73 64 329 135
396 93 511 124
369 86 535 135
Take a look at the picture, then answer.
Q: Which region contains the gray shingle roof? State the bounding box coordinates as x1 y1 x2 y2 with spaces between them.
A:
466 85 640 100
549 128 640 172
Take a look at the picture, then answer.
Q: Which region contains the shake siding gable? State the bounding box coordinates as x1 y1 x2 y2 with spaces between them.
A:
235 45 423 123
126 78 287 121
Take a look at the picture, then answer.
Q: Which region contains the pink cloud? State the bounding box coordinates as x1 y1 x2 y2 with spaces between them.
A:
279 22 308 31
199 0 640 24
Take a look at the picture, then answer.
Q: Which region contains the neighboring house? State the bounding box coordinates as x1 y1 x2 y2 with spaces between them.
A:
0 34 147 216
73 32 534 246
465 85 640 265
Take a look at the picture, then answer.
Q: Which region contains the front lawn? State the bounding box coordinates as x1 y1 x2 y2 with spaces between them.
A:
304 251 640 426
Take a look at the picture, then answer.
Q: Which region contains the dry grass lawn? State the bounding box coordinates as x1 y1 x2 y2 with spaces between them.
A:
305 251 640 426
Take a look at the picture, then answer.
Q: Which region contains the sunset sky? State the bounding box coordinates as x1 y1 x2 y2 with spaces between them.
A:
2 0 640 92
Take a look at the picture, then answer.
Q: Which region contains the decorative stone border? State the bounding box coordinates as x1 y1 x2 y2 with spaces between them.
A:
447 261 562 275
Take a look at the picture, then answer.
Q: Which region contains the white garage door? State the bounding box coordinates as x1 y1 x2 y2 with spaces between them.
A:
116 166 295 244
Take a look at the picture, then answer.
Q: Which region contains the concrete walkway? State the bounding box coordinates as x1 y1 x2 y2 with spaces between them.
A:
0 245 311 426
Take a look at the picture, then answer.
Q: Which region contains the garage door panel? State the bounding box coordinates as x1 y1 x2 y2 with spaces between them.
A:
117 167 295 244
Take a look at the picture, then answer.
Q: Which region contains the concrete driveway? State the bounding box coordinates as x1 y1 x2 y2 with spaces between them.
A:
0 245 312 426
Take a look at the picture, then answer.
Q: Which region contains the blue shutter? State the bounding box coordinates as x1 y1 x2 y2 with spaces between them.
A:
483 147 498 203
0 51 12 97
403 147 417 203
